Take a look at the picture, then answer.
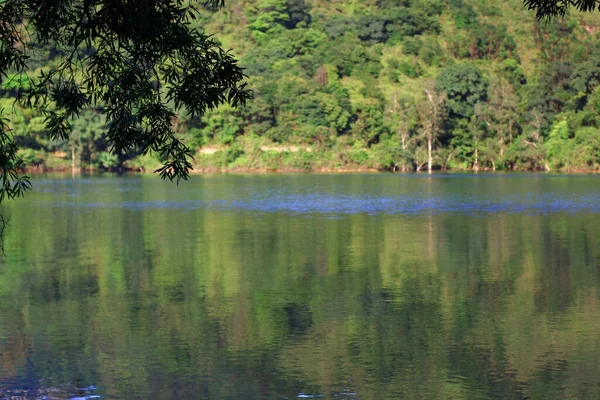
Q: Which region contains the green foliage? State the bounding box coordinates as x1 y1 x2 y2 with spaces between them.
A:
96 152 120 170
449 0 477 28
402 37 422 56
501 58 527 89
2 73 31 93
436 63 488 121
1 0 600 181
226 143 245 164
285 0 312 28
468 24 518 60
127 152 163 172
6 0 249 184
248 0 290 35
392 58 422 79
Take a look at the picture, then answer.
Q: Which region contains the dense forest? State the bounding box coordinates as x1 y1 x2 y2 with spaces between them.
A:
5 0 600 172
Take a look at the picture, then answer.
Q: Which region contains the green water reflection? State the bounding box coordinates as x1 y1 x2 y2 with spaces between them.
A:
1 174 600 399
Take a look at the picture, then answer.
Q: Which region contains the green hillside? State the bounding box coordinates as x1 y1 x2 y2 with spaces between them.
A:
5 0 600 172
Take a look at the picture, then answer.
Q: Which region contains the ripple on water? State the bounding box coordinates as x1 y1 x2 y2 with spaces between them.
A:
45 192 600 216
0 384 100 400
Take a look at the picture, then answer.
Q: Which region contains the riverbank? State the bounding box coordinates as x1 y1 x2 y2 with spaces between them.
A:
24 165 600 175
18 144 600 175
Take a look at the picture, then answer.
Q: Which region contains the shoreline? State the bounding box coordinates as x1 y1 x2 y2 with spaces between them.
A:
20 166 600 175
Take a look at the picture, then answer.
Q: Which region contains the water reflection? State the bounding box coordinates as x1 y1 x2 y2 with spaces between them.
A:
0 174 599 399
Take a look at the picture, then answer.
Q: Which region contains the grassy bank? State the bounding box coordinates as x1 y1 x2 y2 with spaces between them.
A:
24 141 600 174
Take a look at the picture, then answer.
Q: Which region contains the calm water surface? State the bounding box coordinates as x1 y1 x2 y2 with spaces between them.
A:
1 173 600 399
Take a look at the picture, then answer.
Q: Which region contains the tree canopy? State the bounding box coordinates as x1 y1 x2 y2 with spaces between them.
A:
0 0 250 238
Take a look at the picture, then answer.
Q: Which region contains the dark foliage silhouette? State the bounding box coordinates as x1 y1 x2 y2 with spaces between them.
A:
524 0 599 18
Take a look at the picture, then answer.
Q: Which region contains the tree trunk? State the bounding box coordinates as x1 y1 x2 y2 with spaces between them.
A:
71 140 76 177
427 135 432 174
401 135 408 171
474 147 479 172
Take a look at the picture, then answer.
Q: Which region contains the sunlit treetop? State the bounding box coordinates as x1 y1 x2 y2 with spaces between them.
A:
0 0 250 222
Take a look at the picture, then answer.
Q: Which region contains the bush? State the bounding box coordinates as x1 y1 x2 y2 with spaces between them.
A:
17 148 45 166
96 152 120 169
348 149 371 165
402 37 422 56
128 152 162 172
395 60 421 79
226 144 245 164
282 150 315 170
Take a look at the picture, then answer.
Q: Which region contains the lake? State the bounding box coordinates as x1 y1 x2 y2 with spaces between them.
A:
1 173 600 399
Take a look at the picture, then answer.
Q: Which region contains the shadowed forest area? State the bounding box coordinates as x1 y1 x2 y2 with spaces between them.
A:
5 0 600 173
